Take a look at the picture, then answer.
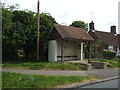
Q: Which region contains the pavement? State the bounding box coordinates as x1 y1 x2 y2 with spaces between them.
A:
2 68 119 79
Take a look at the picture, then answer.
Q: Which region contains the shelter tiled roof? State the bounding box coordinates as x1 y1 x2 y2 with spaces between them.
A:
50 24 93 41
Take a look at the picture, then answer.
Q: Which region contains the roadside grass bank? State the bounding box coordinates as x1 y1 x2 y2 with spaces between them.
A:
2 62 86 70
90 59 120 68
2 72 96 88
2 59 120 70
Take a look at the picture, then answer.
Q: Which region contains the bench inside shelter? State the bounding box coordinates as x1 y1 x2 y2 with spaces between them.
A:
57 55 78 61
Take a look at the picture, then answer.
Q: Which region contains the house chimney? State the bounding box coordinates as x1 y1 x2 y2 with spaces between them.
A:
111 26 116 34
89 21 95 31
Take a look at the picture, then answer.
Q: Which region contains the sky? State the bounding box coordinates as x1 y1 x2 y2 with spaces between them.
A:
2 0 120 33
118 1 120 34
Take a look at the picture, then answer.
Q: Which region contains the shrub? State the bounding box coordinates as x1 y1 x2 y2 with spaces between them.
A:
103 51 116 60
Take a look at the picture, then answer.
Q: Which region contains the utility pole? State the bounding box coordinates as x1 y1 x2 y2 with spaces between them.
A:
36 0 40 62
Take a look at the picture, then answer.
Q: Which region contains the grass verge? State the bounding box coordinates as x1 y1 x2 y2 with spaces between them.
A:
2 62 86 70
2 72 95 88
90 59 120 68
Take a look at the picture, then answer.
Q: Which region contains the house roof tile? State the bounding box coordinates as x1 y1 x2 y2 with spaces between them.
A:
92 30 119 46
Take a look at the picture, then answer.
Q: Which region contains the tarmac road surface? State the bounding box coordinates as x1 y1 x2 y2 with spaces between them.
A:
78 78 119 88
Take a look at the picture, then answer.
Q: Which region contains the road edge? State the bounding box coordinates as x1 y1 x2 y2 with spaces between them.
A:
63 76 120 88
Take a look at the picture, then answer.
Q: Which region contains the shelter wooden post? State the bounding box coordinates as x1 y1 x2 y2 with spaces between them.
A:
61 39 64 63
80 42 83 61
88 42 90 63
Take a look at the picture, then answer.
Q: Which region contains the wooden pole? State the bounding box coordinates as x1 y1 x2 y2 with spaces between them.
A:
36 0 40 62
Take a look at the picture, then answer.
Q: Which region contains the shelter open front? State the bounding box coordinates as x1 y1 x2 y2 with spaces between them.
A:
57 39 83 62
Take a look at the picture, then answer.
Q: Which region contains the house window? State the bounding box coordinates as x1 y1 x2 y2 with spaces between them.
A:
108 45 114 51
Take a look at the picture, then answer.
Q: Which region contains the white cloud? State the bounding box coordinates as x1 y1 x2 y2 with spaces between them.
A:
5 0 119 33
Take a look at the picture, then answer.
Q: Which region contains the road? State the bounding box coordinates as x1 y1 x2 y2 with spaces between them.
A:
77 78 119 88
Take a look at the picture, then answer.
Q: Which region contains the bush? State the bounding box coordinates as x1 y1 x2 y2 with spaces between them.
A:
103 51 116 60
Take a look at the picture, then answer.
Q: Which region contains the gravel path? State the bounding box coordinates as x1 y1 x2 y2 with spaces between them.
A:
2 68 119 79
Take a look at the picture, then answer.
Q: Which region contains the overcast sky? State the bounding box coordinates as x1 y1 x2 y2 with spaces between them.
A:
3 0 120 33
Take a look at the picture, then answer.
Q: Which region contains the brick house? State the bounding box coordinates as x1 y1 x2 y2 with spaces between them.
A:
48 24 93 62
88 21 120 58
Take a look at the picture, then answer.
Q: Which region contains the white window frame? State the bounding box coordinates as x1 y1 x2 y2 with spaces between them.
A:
108 45 114 51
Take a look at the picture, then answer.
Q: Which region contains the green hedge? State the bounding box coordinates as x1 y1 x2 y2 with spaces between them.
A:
103 51 116 60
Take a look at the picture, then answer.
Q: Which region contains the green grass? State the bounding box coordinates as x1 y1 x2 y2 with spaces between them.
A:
90 59 120 68
2 72 95 88
2 62 86 70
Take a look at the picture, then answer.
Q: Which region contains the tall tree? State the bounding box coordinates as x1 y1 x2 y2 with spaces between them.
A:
40 12 57 61
12 10 37 61
70 20 88 32
2 5 57 62
2 7 16 60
